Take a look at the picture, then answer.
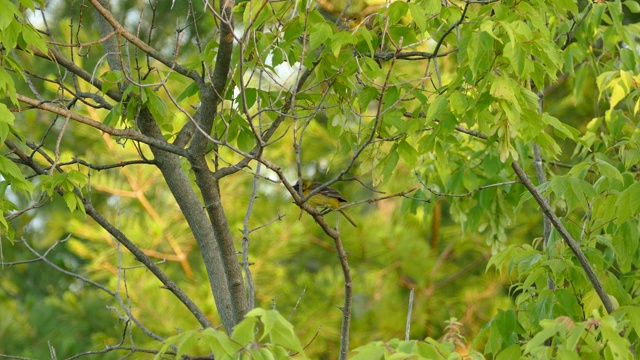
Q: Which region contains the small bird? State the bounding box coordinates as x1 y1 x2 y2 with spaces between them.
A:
292 179 358 227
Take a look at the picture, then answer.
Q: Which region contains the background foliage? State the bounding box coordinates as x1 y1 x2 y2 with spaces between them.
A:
1 0 639 358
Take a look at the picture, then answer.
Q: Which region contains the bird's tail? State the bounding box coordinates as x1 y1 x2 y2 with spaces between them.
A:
339 209 358 227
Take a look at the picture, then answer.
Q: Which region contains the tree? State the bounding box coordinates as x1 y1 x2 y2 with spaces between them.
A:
1 0 639 358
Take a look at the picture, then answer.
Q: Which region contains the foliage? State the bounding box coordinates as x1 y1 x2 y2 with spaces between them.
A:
156 308 306 359
0 0 639 358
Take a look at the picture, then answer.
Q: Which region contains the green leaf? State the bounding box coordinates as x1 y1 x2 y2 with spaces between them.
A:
0 103 15 142
567 162 592 177
155 333 181 359
426 95 448 122
382 86 400 111
19 24 48 54
246 307 266 318
614 182 640 225
582 290 605 316
0 154 32 194
596 159 623 183
621 306 640 339
554 289 582 319
232 316 258 346
414 340 448 359
309 22 332 51
556 0 579 14
63 192 77 212
2 21 22 50
490 76 519 105
424 0 442 15
408 3 427 33
384 110 406 132
145 88 168 123
103 103 123 127
496 344 521 360
524 319 562 354
331 31 356 57
0 67 18 105
467 31 494 81
624 0 640 13
237 128 255 153
397 140 418 167
543 113 578 140
380 148 400 182
201 328 243 357
0 0 20 31
100 70 124 94
358 86 380 112
495 309 517 341
609 84 626 110
531 292 554 325
352 342 387 360
387 25 418 47
243 88 257 109
176 82 200 102
68 170 89 187
600 315 632 359
387 1 409 23
283 16 304 43
261 309 304 354
522 267 545 291
175 331 199 359
568 178 596 209
504 42 526 77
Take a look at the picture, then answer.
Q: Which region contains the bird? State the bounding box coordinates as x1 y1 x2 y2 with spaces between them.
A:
292 179 358 227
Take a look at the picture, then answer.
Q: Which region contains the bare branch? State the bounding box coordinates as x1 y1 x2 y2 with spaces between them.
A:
241 163 261 311
88 0 200 81
14 94 187 157
419 179 521 198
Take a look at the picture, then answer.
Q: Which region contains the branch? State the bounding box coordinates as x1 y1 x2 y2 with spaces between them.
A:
55 158 155 171
511 161 615 314
336 187 419 210
212 58 318 179
14 94 187 157
431 2 470 59
183 0 249 329
133 109 237 332
241 163 261 311
19 238 165 343
88 0 199 81
419 179 521 198
28 47 122 103
260 160 352 360
360 49 458 61
440 123 616 314
560 2 593 50
4 140 213 329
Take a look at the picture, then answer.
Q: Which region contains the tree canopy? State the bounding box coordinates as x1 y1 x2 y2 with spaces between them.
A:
1 0 639 358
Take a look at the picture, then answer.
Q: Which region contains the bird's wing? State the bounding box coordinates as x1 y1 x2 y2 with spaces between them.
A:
308 182 348 202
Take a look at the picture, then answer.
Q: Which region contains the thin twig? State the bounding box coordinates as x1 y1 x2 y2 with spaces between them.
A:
404 289 414 341
14 94 187 157
418 178 520 198
242 163 261 311
288 286 307 322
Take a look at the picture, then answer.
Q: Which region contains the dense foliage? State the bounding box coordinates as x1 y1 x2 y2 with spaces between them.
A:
0 0 639 358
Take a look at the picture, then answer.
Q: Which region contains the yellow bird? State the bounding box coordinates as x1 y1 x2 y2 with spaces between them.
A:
292 179 357 227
